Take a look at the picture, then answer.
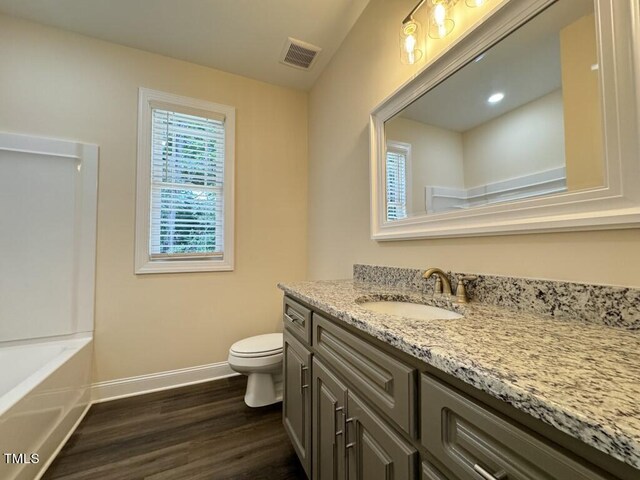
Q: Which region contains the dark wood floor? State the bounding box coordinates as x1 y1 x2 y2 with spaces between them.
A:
43 376 306 480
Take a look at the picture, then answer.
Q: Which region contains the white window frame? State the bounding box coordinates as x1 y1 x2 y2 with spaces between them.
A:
135 87 235 274
385 141 412 221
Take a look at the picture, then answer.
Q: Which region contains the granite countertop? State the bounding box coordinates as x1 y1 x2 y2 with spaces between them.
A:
278 279 640 471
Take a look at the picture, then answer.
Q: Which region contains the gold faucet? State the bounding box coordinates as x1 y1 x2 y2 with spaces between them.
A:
423 268 452 295
424 268 477 303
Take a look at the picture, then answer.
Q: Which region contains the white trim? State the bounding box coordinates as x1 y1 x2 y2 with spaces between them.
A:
91 361 238 403
34 403 92 480
370 0 640 240
135 87 236 273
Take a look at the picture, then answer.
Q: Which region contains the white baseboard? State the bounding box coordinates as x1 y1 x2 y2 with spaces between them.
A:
91 361 238 403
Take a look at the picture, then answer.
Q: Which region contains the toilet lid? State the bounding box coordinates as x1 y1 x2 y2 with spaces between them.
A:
230 333 283 358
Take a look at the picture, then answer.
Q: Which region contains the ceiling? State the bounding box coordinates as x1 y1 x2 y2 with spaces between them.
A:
0 0 370 90
398 0 594 132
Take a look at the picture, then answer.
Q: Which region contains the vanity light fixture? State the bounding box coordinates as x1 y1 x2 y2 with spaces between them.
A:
399 0 488 63
487 92 505 103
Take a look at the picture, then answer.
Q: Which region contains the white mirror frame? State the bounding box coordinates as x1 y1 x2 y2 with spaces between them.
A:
370 0 640 240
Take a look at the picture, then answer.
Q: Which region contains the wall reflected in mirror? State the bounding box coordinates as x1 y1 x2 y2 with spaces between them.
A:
384 0 603 221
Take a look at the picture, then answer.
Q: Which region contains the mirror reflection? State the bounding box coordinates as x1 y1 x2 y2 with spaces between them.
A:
384 1 603 221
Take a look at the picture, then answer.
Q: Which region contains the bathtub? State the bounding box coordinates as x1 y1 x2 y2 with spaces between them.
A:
0 336 93 480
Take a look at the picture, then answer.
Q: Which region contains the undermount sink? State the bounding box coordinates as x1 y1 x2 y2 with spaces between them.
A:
359 301 462 320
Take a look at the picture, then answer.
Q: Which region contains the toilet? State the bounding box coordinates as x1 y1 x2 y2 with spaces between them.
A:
228 333 283 407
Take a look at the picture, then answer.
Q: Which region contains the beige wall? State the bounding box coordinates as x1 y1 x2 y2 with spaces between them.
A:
308 0 640 287
0 15 308 382
560 13 604 191
463 89 565 188
385 116 464 214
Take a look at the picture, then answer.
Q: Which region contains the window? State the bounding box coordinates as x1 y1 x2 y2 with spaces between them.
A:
386 141 410 221
135 88 235 273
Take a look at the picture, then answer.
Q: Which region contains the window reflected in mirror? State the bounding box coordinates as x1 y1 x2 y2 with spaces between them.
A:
384 0 603 220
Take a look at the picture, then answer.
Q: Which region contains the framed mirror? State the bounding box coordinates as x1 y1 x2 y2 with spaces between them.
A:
370 0 640 240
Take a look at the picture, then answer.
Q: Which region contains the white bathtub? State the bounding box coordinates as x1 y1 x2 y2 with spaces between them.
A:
0 336 93 480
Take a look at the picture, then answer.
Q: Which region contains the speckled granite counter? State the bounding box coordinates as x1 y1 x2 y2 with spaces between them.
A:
278 279 640 471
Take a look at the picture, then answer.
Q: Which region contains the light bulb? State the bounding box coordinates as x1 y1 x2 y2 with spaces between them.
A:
433 3 446 26
404 34 416 63
433 4 446 25
404 32 416 53
400 21 421 64
429 2 454 39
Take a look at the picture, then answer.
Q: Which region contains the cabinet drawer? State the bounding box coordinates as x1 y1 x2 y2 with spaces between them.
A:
283 296 312 344
313 313 416 436
421 374 609 480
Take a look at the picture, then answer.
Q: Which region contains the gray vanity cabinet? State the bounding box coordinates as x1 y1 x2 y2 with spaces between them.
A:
312 358 347 480
282 295 628 480
283 329 312 477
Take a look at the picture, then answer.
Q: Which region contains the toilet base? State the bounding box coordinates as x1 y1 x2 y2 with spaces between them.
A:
244 372 283 408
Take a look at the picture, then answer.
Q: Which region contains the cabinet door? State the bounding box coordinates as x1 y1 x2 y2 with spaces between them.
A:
346 390 418 480
283 329 312 477
313 358 348 480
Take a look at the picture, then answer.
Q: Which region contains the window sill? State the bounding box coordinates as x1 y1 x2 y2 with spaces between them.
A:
135 258 234 274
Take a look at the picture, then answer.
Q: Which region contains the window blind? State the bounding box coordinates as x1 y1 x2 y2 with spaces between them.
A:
386 149 407 221
150 108 225 258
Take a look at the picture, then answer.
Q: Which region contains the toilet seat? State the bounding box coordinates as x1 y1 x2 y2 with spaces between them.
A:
228 350 282 369
230 333 283 358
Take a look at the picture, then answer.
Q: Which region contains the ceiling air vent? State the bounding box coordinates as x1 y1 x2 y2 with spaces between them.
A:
280 37 322 70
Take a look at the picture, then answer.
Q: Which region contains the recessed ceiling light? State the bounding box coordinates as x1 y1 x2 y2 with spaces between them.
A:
487 92 505 104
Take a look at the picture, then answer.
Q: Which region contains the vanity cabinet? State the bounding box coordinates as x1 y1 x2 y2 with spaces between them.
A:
282 295 630 480
283 329 312 477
